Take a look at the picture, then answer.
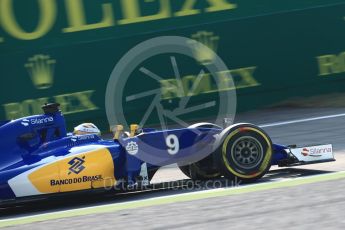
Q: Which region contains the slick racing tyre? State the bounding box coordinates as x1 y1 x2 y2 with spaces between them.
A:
178 123 222 180
216 124 273 183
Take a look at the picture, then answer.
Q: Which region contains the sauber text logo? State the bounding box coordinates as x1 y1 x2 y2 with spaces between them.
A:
21 117 54 126
301 147 332 157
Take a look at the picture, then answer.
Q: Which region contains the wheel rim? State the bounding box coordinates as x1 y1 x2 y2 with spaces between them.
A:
231 136 264 170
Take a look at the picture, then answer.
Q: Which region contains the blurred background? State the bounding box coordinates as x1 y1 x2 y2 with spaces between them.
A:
1 0 345 130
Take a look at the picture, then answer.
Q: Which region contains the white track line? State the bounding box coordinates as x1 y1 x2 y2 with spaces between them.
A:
259 113 345 128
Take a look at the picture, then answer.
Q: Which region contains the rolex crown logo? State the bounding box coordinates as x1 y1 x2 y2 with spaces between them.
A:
25 54 56 89
189 31 220 65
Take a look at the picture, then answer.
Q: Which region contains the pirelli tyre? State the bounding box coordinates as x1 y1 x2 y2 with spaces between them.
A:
178 123 222 180
216 124 273 183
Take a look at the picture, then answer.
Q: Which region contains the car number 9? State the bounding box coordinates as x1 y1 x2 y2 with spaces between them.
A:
166 134 179 155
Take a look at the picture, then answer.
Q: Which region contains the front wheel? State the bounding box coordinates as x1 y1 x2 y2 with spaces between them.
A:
216 124 273 183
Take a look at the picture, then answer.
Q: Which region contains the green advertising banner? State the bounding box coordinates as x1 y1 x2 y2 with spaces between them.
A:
1 0 345 131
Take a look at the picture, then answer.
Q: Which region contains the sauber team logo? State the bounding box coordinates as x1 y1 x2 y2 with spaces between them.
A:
301 148 309 156
21 119 30 127
68 156 86 175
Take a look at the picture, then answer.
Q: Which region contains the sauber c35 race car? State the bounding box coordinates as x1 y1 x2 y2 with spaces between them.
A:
0 103 335 204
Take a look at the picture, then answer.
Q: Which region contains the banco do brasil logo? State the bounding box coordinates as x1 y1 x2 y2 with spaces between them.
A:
68 156 86 175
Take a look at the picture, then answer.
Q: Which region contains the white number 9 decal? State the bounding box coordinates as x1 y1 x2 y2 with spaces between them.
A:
166 134 179 155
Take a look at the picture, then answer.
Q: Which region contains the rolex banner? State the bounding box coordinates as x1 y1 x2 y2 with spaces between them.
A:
1 0 345 131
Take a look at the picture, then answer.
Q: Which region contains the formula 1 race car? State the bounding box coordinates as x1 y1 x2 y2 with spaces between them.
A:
0 103 335 204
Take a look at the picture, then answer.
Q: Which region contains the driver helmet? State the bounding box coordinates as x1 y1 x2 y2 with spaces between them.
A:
73 123 101 136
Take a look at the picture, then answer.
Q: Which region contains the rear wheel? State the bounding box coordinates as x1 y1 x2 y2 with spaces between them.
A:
148 168 159 180
216 124 273 183
178 123 222 180
179 154 221 180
